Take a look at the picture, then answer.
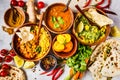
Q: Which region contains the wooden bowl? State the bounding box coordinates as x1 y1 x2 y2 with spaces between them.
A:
4 6 25 28
52 34 77 58
12 23 52 61
44 3 74 34
72 8 111 46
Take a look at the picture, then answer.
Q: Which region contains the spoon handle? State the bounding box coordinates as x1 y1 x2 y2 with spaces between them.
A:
63 0 71 12
36 13 44 43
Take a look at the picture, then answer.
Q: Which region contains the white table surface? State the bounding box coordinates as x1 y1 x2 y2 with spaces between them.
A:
0 0 120 80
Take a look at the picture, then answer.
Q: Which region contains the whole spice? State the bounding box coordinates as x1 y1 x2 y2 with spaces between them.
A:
47 67 61 76
96 0 111 9
40 71 48 75
100 9 117 15
83 0 92 8
96 0 105 6
53 68 64 80
52 67 62 80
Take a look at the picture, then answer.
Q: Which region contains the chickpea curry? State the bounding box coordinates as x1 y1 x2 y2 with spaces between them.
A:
15 26 50 60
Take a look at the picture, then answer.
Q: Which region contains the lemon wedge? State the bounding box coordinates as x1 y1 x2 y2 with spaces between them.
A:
23 61 35 69
14 56 24 68
111 26 120 37
76 21 84 33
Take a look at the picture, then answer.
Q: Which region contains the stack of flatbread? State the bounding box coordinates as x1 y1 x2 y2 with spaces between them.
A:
89 38 120 80
0 66 26 80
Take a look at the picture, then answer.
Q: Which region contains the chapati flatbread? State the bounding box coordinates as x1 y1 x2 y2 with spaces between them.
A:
0 66 26 80
89 38 120 79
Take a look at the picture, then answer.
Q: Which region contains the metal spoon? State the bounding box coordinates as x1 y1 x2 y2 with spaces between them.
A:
63 0 71 12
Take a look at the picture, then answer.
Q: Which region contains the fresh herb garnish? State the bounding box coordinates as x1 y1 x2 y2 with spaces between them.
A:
30 27 34 32
52 16 56 23
35 46 41 53
52 16 64 28
54 23 60 28
66 43 92 72
57 16 64 24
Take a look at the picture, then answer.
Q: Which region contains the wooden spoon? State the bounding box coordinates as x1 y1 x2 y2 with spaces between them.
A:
36 12 44 44
75 5 99 28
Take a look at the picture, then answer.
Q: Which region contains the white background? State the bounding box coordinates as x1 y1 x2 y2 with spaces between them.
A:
0 0 120 80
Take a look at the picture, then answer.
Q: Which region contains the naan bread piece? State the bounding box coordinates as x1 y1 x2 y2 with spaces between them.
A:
0 66 26 80
85 8 113 27
90 42 105 61
89 60 107 80
101 49 120 77
89 38 120 80
89 49 107 80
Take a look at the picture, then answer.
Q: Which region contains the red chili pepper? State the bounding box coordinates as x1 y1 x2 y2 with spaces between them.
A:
83 0 92 8
40 71 48 75
52 67 61 80
47 67 61 76
101 9 117 15
96 0 111 9
97 0 105 5
53 68 64 80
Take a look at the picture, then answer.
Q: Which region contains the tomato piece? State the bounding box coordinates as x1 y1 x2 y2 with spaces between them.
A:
37 1 45 9
0 70 8 77
18 0 25 7
10 0 18 6
2 64 10 70
0 57 3 63
0 49 8 56
9 49 16 57
4 56 13 62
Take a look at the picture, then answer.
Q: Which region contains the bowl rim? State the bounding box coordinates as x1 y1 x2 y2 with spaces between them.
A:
72 7 111 46
44 3 74 34
39 54 57 72
12 23 52 61
4 6 25 28
52 34 77 58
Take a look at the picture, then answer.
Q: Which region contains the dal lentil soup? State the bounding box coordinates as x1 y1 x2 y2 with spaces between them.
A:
45 3 73 32
13 25 51 60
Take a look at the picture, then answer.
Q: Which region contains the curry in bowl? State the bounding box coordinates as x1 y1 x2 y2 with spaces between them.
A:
12 24 51 61
73 8 111 46
44 3 74 34
4 7 25 28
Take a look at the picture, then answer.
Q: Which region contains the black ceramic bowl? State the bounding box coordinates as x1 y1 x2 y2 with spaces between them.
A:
40 55 57 72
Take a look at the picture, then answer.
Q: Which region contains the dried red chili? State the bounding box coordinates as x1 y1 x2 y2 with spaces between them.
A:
101 9 117 15
40 71 48 75
53 68 64 80
52 67 61 80
83 0 92 8
96 0 111 9
47 67 61 76
97 0 105 5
